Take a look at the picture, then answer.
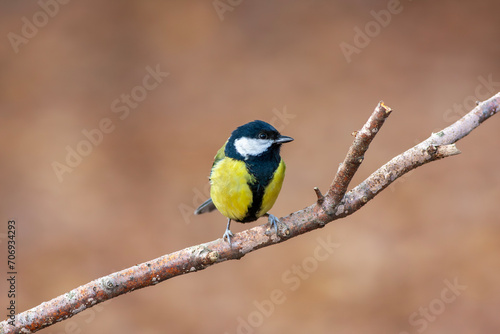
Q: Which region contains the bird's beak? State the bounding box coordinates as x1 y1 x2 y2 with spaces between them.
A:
274 135 294 144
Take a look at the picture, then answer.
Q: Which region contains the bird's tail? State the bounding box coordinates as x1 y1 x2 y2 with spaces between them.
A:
194 198 217 215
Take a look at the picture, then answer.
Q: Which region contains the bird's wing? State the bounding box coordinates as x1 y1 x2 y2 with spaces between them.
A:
211 140 227 169
193 141 227 215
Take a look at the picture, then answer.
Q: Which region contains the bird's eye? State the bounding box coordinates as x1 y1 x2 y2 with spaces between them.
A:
258 132 268 139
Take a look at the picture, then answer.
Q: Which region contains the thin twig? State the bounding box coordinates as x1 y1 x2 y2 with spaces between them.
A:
313 187 324 205
322 101 392 213
1 93 498 334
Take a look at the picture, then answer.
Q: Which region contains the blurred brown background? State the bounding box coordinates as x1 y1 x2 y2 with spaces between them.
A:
1 1 500 333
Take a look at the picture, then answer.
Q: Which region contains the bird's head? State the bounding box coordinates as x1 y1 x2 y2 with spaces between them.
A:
226 120 293 161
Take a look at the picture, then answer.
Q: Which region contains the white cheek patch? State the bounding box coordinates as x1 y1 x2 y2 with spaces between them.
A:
234 138 273 159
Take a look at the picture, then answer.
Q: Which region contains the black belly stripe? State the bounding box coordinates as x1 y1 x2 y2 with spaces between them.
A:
234 151 281 223
240 181 265 223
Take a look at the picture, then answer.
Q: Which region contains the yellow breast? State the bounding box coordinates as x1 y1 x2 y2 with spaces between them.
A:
210 157 286 222
210 158 255 221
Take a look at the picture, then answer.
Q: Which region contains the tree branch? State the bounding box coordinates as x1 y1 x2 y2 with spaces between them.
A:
2 93 498 334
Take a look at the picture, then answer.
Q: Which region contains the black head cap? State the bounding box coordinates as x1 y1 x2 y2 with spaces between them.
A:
225 120 293 161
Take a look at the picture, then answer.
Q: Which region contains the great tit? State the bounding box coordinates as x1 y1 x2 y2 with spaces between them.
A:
194 120 293 243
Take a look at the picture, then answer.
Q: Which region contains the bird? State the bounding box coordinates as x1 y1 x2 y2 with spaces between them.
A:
194 120 293 244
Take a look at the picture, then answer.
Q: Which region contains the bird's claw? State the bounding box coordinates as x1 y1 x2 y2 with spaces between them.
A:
223 229 234 244
267 214 280 234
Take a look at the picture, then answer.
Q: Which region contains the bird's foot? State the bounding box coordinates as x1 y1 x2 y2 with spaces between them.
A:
223 228 234 244
267 214 280 234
